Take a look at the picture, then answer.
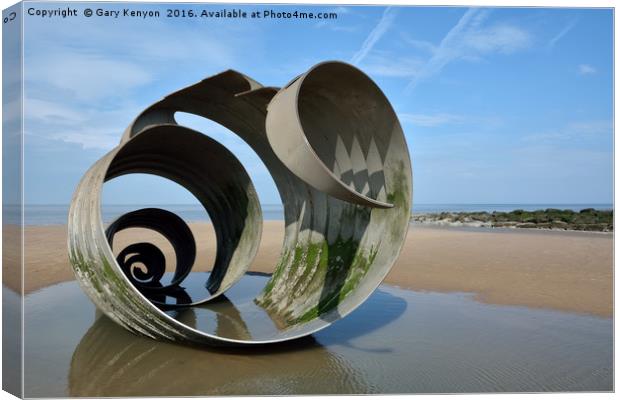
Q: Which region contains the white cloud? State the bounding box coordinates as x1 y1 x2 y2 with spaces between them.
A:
511 145 611 177
400 113 465 127
407 8 531 90
26 17 238 66
399 112 502 128
48 129 120 150
567 120 611 135
523 120 612 143
360 52 423 78
351 7 398 65
22 15 250 151
23 16 244 104
26 52 152 101
548 20 577 48
578 64 597 75
401 35 437 54
462 24 530 54
24 98 86 123
24 96 141 150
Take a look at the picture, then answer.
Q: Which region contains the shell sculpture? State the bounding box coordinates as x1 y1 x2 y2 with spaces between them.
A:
68 61 413 345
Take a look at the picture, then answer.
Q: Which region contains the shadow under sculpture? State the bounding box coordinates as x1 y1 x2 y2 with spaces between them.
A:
67 61 413 345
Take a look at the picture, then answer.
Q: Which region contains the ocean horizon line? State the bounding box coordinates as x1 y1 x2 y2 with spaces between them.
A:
4 203 612 226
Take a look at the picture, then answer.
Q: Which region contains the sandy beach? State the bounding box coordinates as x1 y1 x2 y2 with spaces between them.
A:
11 221 613 318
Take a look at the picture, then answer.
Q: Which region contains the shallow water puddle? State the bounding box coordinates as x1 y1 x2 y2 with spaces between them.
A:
21 274 612 396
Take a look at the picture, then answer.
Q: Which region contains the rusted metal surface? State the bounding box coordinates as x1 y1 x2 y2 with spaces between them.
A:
68 61 413 345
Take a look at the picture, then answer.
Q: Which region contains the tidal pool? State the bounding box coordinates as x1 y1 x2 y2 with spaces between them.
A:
23 274 612 396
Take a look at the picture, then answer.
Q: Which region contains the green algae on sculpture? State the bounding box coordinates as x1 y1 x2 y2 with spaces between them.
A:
68 61 413 345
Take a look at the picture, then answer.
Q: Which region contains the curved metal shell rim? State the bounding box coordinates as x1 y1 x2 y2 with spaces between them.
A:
74 127 408 345
69 62 413 346
96 226 327 346
93 204 343 346
271 60 406 209
75 125 334 346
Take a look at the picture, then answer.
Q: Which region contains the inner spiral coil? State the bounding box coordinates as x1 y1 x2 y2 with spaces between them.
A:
68 61 413 345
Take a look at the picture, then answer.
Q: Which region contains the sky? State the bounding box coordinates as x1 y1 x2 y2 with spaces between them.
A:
18 3 613 206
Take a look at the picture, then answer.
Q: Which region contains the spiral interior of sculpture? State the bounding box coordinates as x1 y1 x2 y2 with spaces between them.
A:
68 61 413 346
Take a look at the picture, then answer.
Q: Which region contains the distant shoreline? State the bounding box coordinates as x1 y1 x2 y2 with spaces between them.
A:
6 204 614 226
411 208 613 232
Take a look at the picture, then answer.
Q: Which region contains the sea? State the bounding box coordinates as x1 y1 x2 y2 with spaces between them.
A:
2 203 614 226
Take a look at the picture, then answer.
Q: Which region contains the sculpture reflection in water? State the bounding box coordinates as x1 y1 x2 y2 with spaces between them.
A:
68 280 409 396
68 61 413 345
69 312 362 396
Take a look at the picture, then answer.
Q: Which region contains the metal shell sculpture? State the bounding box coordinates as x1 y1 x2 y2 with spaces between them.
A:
68 61 413 345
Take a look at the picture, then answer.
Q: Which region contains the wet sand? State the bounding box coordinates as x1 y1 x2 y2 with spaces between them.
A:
22 276 612 396
12 221 613 317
